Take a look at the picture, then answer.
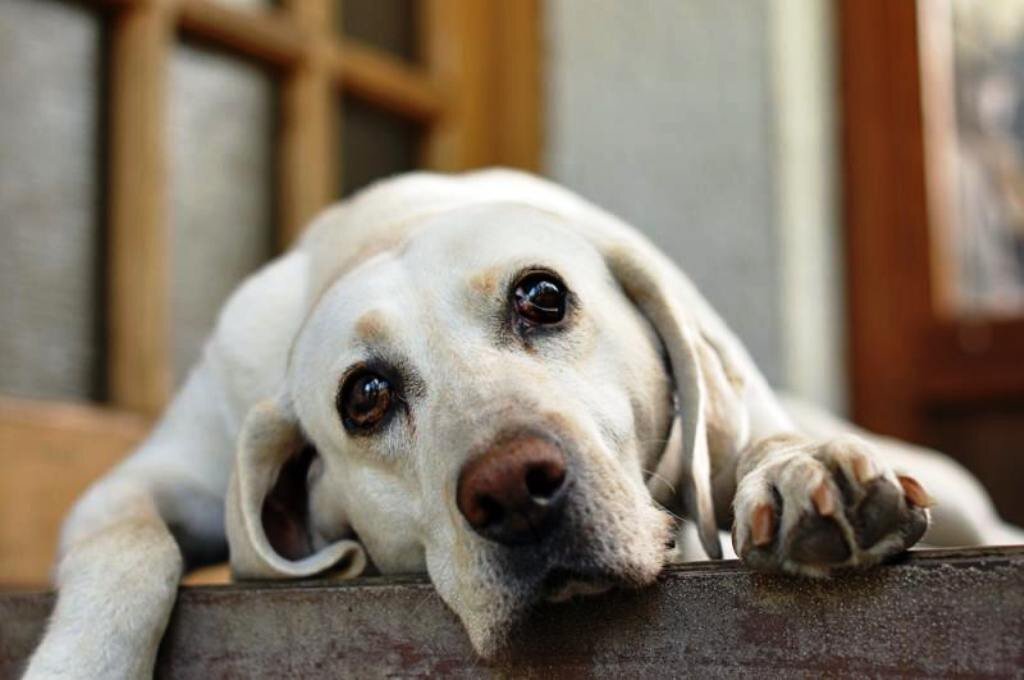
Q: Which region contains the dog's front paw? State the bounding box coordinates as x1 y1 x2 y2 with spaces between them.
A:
732 434 931 577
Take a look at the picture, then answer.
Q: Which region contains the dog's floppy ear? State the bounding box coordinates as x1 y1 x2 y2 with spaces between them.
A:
604 244 748 560
226 397 366 579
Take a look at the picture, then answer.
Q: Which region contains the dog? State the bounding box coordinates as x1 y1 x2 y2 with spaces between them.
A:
25 170 1023 677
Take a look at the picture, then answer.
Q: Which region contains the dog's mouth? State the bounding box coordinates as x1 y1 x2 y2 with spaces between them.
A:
541 568 615 603
449 505 672 657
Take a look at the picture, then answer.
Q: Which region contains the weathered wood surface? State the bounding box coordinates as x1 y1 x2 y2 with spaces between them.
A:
2 547 1021 678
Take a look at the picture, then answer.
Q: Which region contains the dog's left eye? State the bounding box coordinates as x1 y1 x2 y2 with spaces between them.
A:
513 271 567 325
338 370 394 433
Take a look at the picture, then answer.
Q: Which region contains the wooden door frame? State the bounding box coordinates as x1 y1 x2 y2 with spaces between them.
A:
838 0 1024 443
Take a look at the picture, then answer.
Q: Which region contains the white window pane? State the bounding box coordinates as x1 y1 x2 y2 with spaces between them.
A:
0 0 102 400
170 47 275 384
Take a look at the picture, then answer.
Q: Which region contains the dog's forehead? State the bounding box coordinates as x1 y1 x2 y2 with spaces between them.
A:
310 203 602 333
401 202 591 267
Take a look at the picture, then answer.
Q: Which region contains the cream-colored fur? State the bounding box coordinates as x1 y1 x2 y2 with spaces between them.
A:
25 170 1023 677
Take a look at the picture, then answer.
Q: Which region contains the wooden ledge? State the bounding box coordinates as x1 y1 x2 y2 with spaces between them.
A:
1 547 1022 678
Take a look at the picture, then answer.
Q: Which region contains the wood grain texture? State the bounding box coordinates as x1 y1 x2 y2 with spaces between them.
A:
420 0 493 170
924 319 1024 403
2 548 1021 678
419 0 541 172
0 398 150 586
838 0 934 442
492 0 542 172
330 39 442 122
177 0 304 68
278 0 335 247
107 0 175 416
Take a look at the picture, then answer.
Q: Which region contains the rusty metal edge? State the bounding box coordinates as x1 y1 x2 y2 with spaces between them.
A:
2 546 1022 679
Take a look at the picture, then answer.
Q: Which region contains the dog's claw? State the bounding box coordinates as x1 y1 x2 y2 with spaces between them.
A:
751 503 776 547
898 475 934 508
853 455 875 484
811 480 836 517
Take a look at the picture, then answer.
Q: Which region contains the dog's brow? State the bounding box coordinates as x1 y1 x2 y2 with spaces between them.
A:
468 266 503 297
355 310 390 343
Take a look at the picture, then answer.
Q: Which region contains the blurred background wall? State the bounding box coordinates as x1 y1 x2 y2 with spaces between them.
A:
545 0 843 410
0 0 104 401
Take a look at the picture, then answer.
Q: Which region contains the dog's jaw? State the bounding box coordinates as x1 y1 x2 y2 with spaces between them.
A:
424 499 673 658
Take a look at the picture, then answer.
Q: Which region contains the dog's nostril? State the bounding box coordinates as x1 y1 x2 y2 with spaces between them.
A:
476 494 505 527
525 463 565 501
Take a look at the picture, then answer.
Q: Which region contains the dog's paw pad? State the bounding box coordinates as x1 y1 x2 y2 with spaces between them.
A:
851 477 903 548
732 436 931 576
788 512 851 565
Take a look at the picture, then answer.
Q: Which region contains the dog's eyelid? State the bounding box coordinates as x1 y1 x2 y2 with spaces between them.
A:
508 265 570 291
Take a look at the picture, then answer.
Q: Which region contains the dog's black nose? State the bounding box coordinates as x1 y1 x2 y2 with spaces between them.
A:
456 435 569 545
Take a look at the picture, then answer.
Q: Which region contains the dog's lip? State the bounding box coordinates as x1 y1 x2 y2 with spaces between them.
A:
540 567 615 603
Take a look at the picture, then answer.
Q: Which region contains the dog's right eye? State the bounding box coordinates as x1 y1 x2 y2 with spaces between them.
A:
337 370 395 434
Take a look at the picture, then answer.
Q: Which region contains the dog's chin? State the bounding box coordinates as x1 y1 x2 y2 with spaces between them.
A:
462 557 665 659
441 502 674 658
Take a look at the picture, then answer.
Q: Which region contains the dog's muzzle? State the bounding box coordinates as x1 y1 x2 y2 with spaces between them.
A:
455 434 569 545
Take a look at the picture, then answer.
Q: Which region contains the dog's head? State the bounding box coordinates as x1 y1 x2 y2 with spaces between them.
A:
226 192 750 655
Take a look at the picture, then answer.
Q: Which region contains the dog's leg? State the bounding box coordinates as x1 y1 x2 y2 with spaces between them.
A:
23 251 306 678
24 485 184 679
730 432 931 576
23 364 236 679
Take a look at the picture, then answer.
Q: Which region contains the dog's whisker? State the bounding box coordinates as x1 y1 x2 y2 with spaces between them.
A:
641 467 678 496
659 505 687 525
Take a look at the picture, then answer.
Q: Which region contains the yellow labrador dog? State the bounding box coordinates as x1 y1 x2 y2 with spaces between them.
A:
26 170 1023 676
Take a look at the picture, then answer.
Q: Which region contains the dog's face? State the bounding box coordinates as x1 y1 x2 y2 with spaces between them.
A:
292 204 673 651
226 201 734 655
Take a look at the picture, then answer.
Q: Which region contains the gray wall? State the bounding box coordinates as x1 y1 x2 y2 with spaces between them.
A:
0 0 102 401
545 0 844 410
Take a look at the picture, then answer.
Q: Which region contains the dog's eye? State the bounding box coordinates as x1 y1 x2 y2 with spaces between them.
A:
338 370 394 433
513 272 567 325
